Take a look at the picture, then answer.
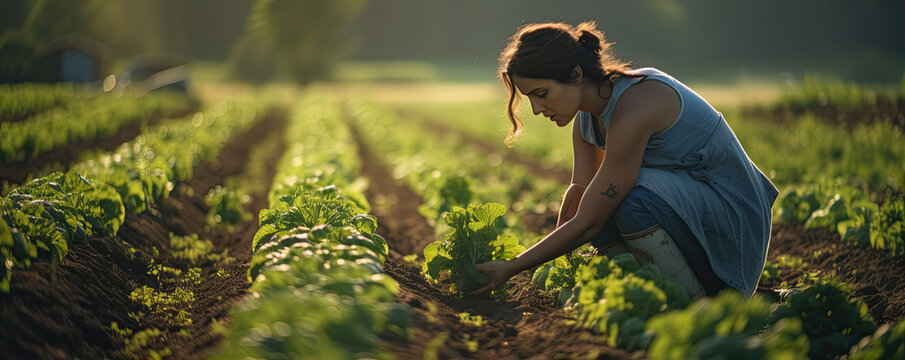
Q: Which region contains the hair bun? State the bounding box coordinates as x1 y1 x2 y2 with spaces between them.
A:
577 30 601 51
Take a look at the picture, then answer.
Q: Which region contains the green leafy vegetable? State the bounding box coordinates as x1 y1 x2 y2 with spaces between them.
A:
570 254 690 351
646 291 810 360
769 278 877 359
422 202 525 298
532 252 590 306
848 319 905 360
204 185 252 227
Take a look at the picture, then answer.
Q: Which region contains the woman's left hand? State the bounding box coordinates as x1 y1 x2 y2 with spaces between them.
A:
469 260 521 295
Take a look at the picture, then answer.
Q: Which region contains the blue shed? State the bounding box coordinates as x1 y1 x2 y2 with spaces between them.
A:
30 34 111 83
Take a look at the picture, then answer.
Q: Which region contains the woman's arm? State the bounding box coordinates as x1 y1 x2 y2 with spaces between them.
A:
473 80 680 294
556 121 601 227
509 106 651 272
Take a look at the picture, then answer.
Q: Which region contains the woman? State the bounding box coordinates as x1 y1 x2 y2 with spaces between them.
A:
472 22 778 298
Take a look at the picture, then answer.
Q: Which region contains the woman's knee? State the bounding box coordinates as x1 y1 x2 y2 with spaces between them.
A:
612 187 661 235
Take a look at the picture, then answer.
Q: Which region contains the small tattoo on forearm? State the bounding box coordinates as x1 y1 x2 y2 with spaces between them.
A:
601 183 618 199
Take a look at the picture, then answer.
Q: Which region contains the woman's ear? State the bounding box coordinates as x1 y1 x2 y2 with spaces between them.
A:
569 65 583 85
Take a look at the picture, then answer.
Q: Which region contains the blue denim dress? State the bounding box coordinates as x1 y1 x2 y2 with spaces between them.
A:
578 67 779 296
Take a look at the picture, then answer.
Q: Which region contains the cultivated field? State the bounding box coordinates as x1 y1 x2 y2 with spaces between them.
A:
1 70 903 359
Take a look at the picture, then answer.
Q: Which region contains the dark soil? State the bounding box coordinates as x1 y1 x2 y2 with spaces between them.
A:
763 223 905 324
349 123 637 359
0 104 198 185
0 109 287 359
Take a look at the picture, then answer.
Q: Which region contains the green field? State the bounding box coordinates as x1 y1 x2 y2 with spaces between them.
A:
1 62 903 359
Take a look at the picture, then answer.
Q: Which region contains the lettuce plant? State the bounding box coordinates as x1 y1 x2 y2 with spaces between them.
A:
532 252 590 306
1 171 124 292
204 185 252 227
769 278 877 359
252 185 376 252
848 320 905 360
422 202 525 298
870 195 904 256
646 291 809 360
570 254 690 351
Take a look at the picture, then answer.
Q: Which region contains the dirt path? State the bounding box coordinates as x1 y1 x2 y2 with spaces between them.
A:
348 123 634 359
0 109 287 359
0 105 198 185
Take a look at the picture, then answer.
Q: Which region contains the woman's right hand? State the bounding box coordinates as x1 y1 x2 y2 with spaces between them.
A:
470 260 521 295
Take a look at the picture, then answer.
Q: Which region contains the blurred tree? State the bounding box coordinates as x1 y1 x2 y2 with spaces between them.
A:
21 0 112 45
229 0 367 84
228 30 276 83
0 0 30 34
0 31 36 82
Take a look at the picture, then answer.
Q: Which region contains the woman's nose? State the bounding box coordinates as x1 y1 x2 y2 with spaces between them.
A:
530 98 544 115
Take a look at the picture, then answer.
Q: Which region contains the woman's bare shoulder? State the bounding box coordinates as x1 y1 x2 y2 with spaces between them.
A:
611 79 681 133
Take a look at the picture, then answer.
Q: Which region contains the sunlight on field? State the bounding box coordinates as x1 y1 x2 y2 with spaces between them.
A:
190 60 786 110
691 81 786 109
194 81 302 105
309 82 504 104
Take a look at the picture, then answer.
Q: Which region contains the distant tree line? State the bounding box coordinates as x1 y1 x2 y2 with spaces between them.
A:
1 0 901 83
0 0 368 84
349 0 903 82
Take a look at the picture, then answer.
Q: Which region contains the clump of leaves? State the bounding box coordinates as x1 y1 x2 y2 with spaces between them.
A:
848 319 905 360
532 251 591 306
569 253 690 351
422 203 524 298
774 181 904 256
418 172 473 223
169 233 233 265
646 291 810 359
0 171 124 292
204 185 252 227
769 278 877 359
457 312 485 327
252 185 376 252
249 224 388 282
759 254 809 287
110 322 171 359
129 285 194 327
869 195 904 256
219 241 410 360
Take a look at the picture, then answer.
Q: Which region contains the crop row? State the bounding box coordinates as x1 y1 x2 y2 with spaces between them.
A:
0 100 266 292
213 96 410 359
531 246 903 359
774 179 904 256
0 83 86 123
0 90 194 163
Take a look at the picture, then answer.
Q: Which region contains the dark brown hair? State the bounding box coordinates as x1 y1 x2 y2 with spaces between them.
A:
497 21 638 146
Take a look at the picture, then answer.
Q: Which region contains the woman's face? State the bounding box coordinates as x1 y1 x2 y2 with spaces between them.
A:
511 74 582 127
